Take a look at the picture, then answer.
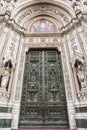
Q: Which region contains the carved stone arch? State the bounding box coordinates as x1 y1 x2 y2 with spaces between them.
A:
16 8 68 27
10 1 75 30
11 0 74 19
22 15 63 31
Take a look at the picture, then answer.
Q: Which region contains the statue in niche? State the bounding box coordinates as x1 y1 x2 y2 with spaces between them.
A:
0 58 13 91
74 59 86 90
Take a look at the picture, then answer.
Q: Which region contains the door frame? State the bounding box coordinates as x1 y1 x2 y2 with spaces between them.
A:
11 36 76 129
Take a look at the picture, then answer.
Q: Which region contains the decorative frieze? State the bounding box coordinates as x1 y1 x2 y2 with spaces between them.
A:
27 37 59 44
17 4 70 25
61 44 73 100
15 49 25 101
78 30 87 55
0 32 7 55
69 30 83 59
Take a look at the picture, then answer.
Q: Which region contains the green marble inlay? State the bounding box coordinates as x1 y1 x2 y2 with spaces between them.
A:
76 119 87 128
75 107 87 113
0 107 12 113
0 119 12 128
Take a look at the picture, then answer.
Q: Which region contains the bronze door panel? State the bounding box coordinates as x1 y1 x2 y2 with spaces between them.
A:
19 49 69 128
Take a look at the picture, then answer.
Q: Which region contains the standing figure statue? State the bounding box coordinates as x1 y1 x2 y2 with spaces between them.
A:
0 59 13 91
74 59 86 90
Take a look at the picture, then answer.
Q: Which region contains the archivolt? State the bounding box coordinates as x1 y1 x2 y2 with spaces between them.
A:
11 0 74 31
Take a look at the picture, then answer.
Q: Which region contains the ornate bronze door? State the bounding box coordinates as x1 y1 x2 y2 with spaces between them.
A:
19 49 69 128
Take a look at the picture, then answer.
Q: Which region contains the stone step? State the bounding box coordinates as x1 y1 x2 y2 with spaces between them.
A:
12 128 76 130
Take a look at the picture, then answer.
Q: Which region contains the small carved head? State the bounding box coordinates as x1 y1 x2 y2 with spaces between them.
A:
4 59 13 69
74 59 83 69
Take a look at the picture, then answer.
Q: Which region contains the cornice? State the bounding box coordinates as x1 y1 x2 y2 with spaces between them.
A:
23 33 61 37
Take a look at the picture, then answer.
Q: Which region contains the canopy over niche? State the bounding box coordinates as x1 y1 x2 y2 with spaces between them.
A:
30 19 58 33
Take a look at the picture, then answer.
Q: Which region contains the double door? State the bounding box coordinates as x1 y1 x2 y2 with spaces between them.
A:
19 49 69 128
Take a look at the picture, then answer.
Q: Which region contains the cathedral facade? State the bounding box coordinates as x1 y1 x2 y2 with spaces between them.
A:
0 0 87 130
